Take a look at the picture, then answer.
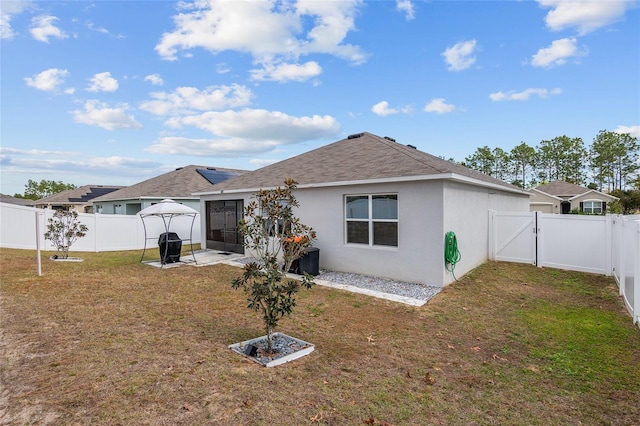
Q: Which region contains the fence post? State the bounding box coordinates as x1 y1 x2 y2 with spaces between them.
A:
535 211 542 268
633 221 640 325
605 215 612 276
619 217 627 297
488 209 495 261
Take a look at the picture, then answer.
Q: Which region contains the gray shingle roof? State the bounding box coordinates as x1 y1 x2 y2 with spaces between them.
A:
35 185 124 205
0 194 36 206
206 132 522 192
534 180 590 197
91 165 248 202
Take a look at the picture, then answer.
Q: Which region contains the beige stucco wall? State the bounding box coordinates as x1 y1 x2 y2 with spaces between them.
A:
571 192 617 206
529 191 561 213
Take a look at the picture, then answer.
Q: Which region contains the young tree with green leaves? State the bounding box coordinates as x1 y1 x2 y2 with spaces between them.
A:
231 178 316 353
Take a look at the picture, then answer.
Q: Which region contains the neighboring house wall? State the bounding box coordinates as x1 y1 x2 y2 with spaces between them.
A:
529 182 618 214
529 190 561 213
571 191 615 214
95 198 201 215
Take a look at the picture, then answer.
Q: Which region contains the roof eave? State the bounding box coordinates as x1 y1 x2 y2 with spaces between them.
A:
92 196 200 203
196 173 530 196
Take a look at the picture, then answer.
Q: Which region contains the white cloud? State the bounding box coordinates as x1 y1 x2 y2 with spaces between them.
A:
24 68 69 91
216 63 231 74
250 61 322 82
29 15 67 43
371 101 413 116
155 0 366 73
146 108 340 156
531 37 586 68
538 0 632 35
615 125 640 138
441 39 477 71
396 0 415 21
1 1 32 39
85 20 124 38
250 158 279 167
144 74 164 86
87 72 119 92
489 88 562 101
0 146 77 156
424 98 457 114
140 84 253 116
71 100 142 130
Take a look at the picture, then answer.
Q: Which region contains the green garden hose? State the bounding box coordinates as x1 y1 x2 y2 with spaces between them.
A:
444 231 461 281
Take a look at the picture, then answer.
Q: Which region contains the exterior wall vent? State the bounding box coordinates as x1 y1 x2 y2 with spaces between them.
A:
384 136 396 142
407 144 417 149
347 132 364 139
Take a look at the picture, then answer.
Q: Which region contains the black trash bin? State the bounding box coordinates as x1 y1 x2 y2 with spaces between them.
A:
297 247 320 276
158 232 182 264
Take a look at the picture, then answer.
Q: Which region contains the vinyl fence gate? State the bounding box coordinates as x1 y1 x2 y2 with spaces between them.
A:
489 210 640 325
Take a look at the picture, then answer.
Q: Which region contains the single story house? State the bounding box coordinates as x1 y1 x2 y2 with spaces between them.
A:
91 165 247 215
35 185 124 213
529 180 618 214
197 132 530 287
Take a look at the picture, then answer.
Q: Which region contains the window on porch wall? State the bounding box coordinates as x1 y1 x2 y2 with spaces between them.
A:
261 199 291 236
345 194 398 247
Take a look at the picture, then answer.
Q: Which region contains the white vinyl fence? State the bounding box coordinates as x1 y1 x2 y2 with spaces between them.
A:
0 202 200 254
489 210 640 325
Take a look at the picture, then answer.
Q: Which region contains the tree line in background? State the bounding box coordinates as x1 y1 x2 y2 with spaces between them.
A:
462 130 639 191
461 130 640 214
13 179 77 200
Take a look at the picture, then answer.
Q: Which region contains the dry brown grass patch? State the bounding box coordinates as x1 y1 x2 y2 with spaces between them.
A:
1 249 639 425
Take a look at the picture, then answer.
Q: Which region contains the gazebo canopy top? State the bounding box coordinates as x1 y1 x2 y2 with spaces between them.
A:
138 199 198 217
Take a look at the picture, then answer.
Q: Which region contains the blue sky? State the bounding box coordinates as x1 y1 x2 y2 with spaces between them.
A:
1 0 639 196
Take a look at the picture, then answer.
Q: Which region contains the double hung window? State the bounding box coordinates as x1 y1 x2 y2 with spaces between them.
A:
345 194 398 247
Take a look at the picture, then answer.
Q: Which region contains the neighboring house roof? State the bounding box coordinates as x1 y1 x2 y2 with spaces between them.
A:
532 180 618 201
91 165 248 202
533 180 591 197
35 185 124 206
0 194 36 207
200 132 526 194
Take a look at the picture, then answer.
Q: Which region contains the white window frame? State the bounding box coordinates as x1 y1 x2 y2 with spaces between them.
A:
582 199 603 214
345 193 398 247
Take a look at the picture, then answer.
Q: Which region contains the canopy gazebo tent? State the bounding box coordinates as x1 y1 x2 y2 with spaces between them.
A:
138 199 198 266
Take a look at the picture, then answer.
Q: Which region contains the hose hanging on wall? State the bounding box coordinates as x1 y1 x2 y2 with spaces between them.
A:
444 231 461 281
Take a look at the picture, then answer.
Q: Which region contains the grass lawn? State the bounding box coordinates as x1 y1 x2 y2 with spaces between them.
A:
1 248 639 425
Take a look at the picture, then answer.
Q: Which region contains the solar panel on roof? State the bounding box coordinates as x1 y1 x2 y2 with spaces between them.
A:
196 168 242 185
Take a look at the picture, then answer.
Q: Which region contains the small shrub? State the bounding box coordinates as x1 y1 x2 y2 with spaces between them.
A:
44 209 88 259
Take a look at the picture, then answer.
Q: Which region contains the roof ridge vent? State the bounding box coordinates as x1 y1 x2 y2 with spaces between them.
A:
407 144 416 149
347 132 364 139
384 136 396 142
